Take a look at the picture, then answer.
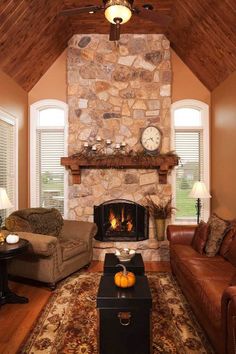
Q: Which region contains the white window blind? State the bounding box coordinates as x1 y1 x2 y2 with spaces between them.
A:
36 129 65 215
0 118 15 221
30 100 68 217
175 131 203 222
172 100 210 224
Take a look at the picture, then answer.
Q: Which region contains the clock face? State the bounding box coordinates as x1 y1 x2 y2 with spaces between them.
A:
141 126 162 153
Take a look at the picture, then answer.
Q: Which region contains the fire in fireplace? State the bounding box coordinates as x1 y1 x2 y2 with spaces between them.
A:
108 206 134 233
94 199 149 242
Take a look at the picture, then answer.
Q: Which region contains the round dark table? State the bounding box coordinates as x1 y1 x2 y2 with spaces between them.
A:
0 238 29 305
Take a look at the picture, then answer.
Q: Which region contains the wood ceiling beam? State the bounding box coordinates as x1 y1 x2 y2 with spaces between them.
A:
11 19 73 91
167 0 236 90
0 0 235 91
0 0 65 67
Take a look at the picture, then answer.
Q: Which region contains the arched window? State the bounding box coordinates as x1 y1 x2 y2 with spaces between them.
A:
171 100 210 223
30 99 68 216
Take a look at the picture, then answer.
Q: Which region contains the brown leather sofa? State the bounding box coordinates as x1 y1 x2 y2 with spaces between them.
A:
167 225 236 354
3 209 97 288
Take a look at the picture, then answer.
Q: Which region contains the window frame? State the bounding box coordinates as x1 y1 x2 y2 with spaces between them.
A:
30 99 68 217
171 99 210 224
0 107 18 213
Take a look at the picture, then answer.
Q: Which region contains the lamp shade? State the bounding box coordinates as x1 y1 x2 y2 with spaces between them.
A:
189 181 211 199
0 188 12 210
105 0 132 24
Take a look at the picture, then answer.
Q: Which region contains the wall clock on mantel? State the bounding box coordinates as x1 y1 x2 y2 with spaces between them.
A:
141 126 162 154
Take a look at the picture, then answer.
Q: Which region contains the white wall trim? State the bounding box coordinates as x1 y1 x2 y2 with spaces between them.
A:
30 99 68 217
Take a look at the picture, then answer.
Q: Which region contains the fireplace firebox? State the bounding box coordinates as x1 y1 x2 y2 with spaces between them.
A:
94 199 149 242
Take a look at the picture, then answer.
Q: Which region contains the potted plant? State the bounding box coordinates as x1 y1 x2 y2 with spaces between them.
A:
145 195 176 241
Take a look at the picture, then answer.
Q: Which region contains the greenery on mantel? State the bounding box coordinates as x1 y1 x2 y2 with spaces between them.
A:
71 149 179 164
61 151 179 184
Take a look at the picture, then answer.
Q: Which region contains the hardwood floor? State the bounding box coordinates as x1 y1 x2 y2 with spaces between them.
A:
0 261 170 354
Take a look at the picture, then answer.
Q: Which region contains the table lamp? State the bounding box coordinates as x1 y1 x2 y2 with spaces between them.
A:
0 188 12 243
189 181 211 224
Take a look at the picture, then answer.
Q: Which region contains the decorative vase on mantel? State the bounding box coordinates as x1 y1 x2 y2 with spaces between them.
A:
155 218 166 241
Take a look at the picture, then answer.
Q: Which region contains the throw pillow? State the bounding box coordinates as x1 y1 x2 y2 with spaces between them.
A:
230 273 236 286
5 208 63 237
191 221 210 254
205 213 229 257
219 224 236 257
224 239 236 268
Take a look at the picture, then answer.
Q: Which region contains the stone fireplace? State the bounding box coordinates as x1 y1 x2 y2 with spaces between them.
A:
66 33 173 261
94 199 149 242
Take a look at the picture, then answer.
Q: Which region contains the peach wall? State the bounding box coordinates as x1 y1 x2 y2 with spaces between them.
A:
172 50 211 105
0 69 28 208
211 71 236 219
28 50 67 105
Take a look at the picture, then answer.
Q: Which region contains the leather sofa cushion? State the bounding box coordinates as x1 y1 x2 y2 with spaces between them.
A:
220 225 236 257
230 273 236 286
179 258 235 282
205 213 229 257
191 221 210 254
60 240 88 261
224 239 236 267
170 244 215 261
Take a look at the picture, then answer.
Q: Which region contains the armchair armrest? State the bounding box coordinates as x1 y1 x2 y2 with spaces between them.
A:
16 231 58 257
167 225 196 245
61 220 98 242
222 286 236 354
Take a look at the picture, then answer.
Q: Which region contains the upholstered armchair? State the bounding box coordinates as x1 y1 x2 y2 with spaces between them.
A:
4 208 97 289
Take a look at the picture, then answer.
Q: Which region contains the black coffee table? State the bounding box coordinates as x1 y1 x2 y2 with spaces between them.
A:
104 253 145 275
97 275 152 354
0 238 29 305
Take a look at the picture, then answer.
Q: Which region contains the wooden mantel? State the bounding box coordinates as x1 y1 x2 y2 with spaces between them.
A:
61 154 179 184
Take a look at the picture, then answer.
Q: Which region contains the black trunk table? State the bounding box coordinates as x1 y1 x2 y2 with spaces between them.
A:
0 238 29 305
97 275 152 354
104 253 145 275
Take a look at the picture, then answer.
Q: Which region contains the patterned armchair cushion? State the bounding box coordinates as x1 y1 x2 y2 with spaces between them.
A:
5 208 63 237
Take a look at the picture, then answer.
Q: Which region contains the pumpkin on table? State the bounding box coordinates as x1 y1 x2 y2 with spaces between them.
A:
114 264 136 288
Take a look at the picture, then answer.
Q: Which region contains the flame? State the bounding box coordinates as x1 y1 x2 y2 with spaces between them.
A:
108 207 134 232
121 207 124 223
127 220 133 232
109 209 118 230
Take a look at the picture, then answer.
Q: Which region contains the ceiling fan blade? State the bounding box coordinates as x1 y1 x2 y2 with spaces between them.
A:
60 5 102 16
133 8 172 27
109 23 120 41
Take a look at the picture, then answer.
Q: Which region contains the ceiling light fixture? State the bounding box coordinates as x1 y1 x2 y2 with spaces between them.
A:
142 4 154 11
104 0 133 24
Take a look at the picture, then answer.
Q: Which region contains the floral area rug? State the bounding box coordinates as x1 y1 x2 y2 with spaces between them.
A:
18 272 214 354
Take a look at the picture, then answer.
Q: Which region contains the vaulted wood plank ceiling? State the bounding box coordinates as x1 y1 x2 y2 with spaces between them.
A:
0 0 235 91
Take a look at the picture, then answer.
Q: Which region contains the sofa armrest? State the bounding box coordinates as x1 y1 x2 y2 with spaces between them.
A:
61 220 98 243
167 225 196 245
222 286 236 354
16 231 58 257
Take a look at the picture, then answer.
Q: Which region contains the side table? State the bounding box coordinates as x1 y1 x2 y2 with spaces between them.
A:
0 238 29 305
